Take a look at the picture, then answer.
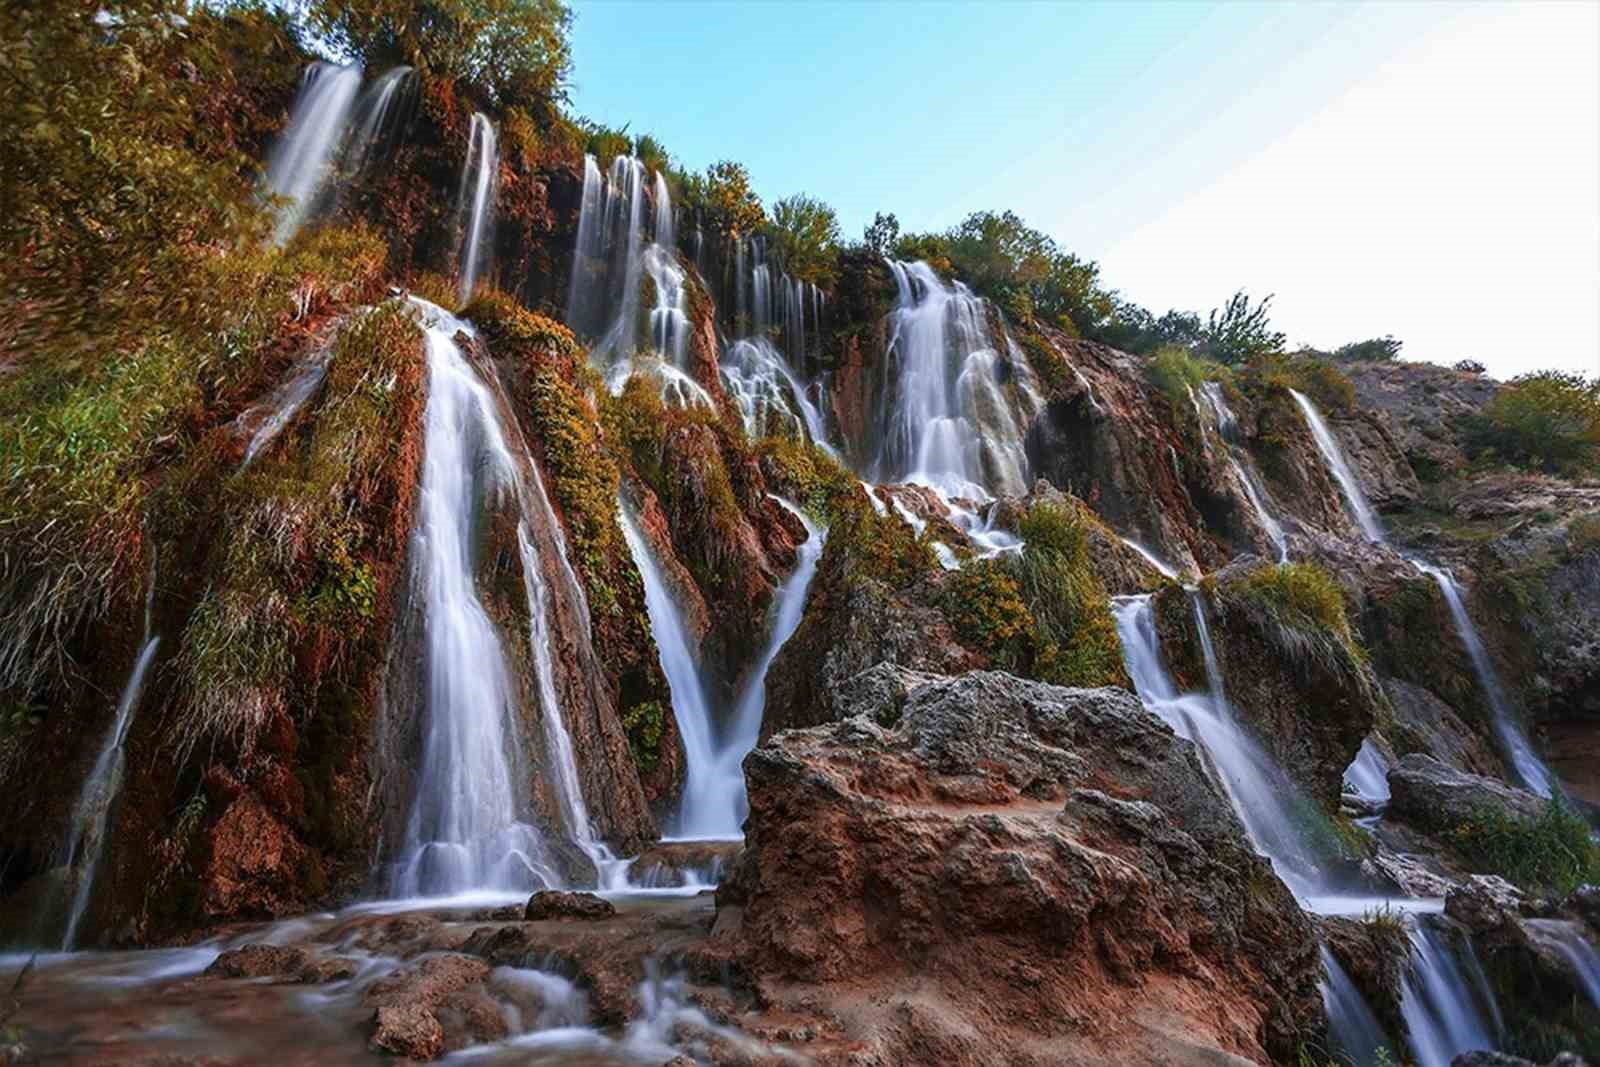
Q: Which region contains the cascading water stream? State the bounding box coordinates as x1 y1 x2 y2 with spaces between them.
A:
1410 561 1555 797
634 496 824 841
1290 386 1556 797
1400 924 1502 1067
59 636 160 950
616 503 725 840
1343 737 1392 805
1290 389 1385 543
390 299 558 898
263 62 362 244
876 260 1030 501
57 555 162 949
1111 593 1347 905
1527 919 1600 1009
1320 945 1393 1065
1200 382 1287 560
457 113 498 302
236 347 333 471
340 66 415 180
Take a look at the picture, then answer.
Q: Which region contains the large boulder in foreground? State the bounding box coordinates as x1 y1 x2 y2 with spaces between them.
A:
719 671 1323 1066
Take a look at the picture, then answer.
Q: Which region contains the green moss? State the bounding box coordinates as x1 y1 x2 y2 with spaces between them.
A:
172 299 421 757
1224 563 1372 696
1447 797 1600 895
754 435 860 524
0 223 388 700
619 699 666 773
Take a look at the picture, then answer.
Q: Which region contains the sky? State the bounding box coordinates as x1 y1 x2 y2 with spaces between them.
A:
567 0 1599 378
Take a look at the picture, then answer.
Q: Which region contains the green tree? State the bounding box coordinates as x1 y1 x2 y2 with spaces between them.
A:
681 160 765 240
863 211 900 256
768 194 841 286
1465 371 1600 473
1201 290 1285 365
309 0 572 109
1333 335 1403 362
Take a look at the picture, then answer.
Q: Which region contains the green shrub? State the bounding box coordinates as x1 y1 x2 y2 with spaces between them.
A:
1448 797 1600 895
1248 351 1357 413
1332 336 1403 362
767 194 841 287
754 435 859 525
1464 371 1600 474
1224 562 1372 697
941 501 1126 688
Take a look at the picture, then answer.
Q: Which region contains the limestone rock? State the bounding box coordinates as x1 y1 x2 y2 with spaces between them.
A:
524 890 617 921
722 671 1323 1065
1445 875 1526 934
1388 753 1545 834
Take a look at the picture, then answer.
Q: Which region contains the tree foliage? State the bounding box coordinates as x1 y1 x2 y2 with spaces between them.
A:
768 194 841 286
1201 290 1286 365
679 159 765 241
308 0 572 109
1465 371 1600 473
862 211 900 257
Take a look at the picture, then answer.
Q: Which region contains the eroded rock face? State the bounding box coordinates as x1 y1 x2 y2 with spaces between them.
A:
1152 560 1379 810
721 671 1323 1065
761 541 980 738
1387 753 1546 834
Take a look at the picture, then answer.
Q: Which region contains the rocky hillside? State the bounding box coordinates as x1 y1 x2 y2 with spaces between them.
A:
2 3 1598 1066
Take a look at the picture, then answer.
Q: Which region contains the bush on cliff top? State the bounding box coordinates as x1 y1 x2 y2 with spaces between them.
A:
1464 370 1600 475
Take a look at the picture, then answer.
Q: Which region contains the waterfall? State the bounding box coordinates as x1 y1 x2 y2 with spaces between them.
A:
714 497 825 832
457 113 498 302
1321 945 1393 1065
1400 924 1502 1067
341 66 415 180
1200 382 1288 561
1410 562 1554 797
652 171 675 251
236 347 333 471
1111 593 1344 903
1343 737 1392 804
1118 536 1182 581
565 155 606 334
1290 389 1385 543
634 496 824 841
616 503 724 838
263 63 363 244
597 156 647 363
59 635 160 949
390 300 558 897
1528 919 1600 1009
875 260 1032 501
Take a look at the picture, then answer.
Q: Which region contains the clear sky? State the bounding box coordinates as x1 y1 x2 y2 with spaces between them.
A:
567 0 1598 378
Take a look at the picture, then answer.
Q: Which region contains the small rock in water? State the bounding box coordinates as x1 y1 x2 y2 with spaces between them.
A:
371 1002 444 1059
204 943 310 980
298 956 359 984
524 890 616 921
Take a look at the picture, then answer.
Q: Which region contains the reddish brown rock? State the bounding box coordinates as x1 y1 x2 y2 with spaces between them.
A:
720 671 1324 1065
524 890 617 921
203 943 310 980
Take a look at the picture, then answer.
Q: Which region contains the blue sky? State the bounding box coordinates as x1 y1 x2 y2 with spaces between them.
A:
568 1 1598 376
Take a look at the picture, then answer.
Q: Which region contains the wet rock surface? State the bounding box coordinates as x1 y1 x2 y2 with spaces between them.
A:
722 670 1324 1065
523 890 616 921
